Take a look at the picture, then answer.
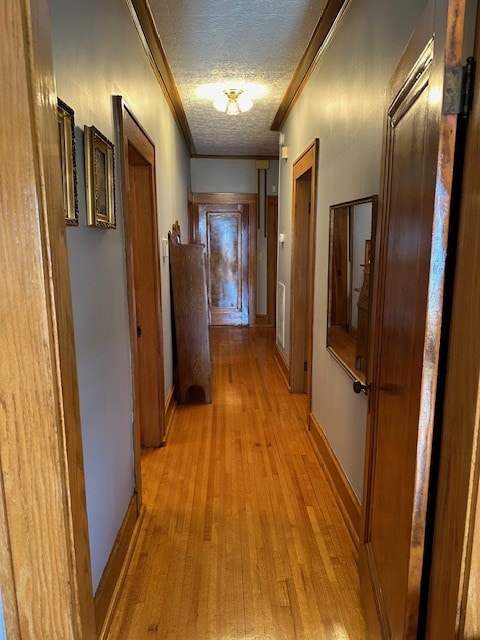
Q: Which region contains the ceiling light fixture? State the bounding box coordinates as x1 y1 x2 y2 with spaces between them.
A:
213 89 253 115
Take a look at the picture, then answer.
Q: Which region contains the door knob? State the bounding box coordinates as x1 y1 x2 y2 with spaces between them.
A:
353 379 370 394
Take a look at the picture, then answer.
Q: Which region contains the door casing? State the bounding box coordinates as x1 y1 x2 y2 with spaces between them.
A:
289 140 319 407
191 192 257 326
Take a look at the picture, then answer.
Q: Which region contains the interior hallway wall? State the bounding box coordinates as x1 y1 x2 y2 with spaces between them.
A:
191 158 279 317
277 0 427 498
49 0 190 590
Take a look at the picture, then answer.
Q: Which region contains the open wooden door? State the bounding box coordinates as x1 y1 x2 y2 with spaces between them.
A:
360 0 467 637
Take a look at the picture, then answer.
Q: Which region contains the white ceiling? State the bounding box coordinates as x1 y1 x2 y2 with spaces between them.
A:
148 0 330 157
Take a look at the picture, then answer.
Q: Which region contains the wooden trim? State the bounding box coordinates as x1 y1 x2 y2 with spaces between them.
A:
266 195 278 327
274 342 290 390
271 0 348 131
192 192 258 205
192 154 278 160
96 499 145 640
426 5 480 634
116 96 166 503
124 0 195 154
308 413 360 549
1 0 96 635
289 140 319 410
165 384 177 439
255 314 269 326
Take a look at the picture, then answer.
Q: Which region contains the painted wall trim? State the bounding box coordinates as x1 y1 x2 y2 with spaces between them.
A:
124 0 195 154
271 0 350 131
95 498 145 640
308 413 360 549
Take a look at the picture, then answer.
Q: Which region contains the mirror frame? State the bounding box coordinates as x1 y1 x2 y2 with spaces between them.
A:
326 195 378 384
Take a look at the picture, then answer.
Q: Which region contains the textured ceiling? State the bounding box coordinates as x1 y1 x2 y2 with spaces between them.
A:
148 0 329 156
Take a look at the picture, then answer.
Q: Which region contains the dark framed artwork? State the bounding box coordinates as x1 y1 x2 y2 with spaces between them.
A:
84 125 116 229
57 98 79 226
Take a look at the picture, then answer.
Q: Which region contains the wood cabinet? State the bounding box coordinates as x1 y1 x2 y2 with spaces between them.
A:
169 239 212 404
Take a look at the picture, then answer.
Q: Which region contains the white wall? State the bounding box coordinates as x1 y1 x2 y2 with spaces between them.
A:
191 158 279 316
278 0 427 498
49 0 190 590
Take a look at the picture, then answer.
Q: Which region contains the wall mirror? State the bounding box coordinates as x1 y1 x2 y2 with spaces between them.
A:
327 195 377 384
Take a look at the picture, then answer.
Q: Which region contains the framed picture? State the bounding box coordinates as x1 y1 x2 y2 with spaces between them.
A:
84 125 116 229
57 99 79 226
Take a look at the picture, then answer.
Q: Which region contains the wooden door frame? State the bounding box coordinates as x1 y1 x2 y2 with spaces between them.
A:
191 192 257 327
1 0 96 636
289 140 319 405
426 2 480 633
115 96 166 491
266 195 279 327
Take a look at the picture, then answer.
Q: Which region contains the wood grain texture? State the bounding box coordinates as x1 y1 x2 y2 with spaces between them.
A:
360 0 465 637
191 193 257 327
426 3 480 635
107 327 368 639
289 140 318 404
169 243 213 404
1 0 95 636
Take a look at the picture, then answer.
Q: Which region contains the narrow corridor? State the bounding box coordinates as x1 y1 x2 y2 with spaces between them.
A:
108 327 368 639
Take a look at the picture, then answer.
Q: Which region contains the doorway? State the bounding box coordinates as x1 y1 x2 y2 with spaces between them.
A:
359 0 468 636
116 98 166 491
191 193 257 326
289 141 318 402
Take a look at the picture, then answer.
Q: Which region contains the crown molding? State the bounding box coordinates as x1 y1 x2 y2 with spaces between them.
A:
271 0 349 131
125 0 196 155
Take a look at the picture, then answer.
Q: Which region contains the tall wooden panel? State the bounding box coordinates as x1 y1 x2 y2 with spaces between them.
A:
169 242 212 404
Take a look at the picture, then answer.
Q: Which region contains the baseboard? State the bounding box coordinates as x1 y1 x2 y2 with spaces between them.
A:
165 384 177 441
274 342 290 390
308 412 360 549
95 497 145 639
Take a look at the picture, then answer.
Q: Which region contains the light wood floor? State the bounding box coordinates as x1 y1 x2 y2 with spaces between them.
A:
108 327 368 639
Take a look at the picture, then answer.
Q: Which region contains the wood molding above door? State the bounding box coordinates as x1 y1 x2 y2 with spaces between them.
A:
191 193 257 327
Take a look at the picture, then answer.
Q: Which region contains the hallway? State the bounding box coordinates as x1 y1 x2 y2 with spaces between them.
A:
108 327 368 639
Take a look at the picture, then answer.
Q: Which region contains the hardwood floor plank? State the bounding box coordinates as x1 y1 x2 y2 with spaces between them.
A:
108 327 367 639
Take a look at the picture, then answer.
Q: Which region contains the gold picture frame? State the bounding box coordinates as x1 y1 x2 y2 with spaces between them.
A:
84 125 116 229
57 99 79 226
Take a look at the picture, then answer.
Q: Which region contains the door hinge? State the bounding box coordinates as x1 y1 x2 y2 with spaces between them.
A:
443 57 475 118
304 361 308 372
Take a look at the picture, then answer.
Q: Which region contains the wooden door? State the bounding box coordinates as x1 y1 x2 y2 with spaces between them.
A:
290 141 318 398
117 99 165 453
360 1 466 637
199 203 249 326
